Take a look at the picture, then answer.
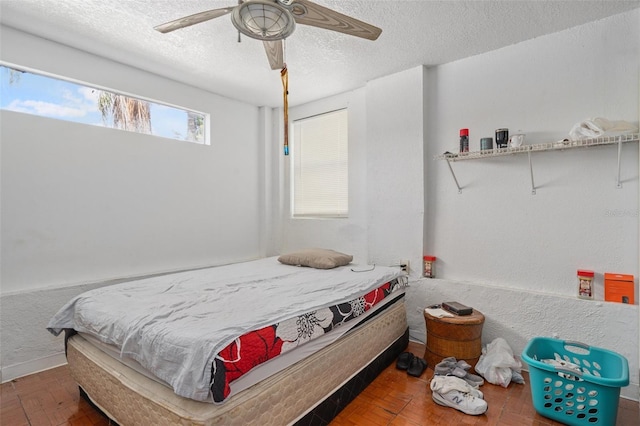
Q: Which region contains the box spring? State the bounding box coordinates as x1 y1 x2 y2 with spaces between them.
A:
66 298 408 426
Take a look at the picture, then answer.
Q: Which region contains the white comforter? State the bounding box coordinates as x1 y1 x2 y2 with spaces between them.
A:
47 257 403 401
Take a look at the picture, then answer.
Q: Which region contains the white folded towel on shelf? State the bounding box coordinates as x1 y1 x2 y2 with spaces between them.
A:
569 117 638 140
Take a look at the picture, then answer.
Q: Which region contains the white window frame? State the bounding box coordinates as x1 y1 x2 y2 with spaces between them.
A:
0 62 209 145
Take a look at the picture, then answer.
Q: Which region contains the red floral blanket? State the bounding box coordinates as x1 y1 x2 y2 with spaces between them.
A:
210 277 403 402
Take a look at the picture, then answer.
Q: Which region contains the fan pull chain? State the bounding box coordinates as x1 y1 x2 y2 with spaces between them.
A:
281 65 289 156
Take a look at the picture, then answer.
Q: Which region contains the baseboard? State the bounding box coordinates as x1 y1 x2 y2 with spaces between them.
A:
1 352 67 383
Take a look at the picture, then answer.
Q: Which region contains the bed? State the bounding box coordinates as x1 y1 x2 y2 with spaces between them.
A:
47 254 409 425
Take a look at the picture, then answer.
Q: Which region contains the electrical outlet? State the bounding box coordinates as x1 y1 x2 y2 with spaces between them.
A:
400 260 409 273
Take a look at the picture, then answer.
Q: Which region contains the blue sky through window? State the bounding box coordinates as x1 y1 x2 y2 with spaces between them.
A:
0 65 206 144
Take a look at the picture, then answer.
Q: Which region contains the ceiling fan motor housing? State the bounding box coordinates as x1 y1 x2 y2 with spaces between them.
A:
231 0 296 41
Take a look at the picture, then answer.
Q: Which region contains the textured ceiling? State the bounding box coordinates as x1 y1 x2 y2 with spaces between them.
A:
1 0 638 108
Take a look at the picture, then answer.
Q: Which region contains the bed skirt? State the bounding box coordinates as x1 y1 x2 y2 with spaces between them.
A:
67 298 409 426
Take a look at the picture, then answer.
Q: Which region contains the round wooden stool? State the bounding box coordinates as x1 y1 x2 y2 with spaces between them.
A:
423 308 485 372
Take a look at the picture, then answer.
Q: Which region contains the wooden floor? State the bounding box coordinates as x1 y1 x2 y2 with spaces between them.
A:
1 341 638 425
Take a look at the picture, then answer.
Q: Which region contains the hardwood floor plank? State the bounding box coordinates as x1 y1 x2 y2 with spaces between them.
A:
1 340 637 425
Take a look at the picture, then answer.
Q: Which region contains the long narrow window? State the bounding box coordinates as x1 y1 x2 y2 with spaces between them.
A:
292 109 348 218
0 64 207 144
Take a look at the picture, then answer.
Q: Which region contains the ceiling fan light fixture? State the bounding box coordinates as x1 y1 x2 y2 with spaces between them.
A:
231 0 296 41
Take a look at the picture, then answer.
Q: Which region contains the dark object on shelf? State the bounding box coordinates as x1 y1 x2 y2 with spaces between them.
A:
480 137 493 151
442 301 473 316
495 128 509 148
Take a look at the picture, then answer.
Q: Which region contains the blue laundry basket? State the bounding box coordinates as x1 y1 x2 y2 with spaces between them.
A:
522 337 629 426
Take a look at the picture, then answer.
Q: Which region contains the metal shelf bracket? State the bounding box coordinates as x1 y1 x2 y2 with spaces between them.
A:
616 138 623 189
445 158 462 194
528 151 536 195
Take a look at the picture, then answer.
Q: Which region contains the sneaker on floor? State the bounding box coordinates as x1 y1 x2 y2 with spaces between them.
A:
430 375 488 415
466 384 483 399
431 389 488 415
430 375 483 398
432 378 484 399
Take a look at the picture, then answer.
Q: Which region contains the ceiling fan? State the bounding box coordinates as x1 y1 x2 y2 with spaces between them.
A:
154 0 382 70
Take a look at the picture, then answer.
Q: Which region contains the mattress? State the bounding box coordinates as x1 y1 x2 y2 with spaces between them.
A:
67 297 409 426
48 257 406 402
78 286 406 401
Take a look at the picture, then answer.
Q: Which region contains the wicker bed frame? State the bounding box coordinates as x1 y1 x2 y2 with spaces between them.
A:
66 298 409 426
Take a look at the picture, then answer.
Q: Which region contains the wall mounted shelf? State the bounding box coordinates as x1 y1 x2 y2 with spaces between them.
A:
435 133 639 194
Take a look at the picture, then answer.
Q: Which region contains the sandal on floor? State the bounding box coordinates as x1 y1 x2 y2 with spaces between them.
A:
396 352 414 370
407 357 427 377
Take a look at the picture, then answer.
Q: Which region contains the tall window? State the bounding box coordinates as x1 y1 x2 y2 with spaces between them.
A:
292 109 348 218
0 64 207 144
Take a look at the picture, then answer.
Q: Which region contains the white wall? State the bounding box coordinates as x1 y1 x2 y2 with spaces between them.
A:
365 67 425 269
0 27 264 379
278 68 425 269
420 10 639 400
424 10 639 298
279 10 639 400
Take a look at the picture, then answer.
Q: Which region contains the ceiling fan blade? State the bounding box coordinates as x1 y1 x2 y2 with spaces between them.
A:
263 40 285 70
154 7 235 33
292 0 381 41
